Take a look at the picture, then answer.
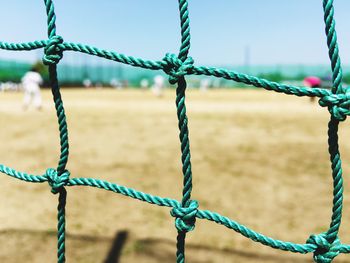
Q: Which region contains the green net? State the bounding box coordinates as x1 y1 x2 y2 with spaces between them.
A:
1 0 350 262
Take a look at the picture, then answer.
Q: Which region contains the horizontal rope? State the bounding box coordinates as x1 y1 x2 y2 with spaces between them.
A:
0 40 47 51
0 164 47 182
2 164 350 256
0 40 332 99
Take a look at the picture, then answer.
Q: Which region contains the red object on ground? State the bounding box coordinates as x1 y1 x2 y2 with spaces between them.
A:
303 76 321 87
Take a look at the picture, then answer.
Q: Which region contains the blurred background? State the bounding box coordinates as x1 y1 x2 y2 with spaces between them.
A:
0 0 350 90
1 1 350 262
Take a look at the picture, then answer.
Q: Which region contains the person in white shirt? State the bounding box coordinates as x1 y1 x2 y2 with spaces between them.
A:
200 78 210 92
21 67 43 110
152 75 165 97
140 78 149 90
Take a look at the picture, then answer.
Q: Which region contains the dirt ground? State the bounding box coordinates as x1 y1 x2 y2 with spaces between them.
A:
1 88 350 262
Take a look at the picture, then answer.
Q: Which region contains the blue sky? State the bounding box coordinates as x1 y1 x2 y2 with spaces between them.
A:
0 0 349 66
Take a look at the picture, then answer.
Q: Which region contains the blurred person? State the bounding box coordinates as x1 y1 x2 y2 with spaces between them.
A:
152 75 165 97
303 76 321 102
83 78 92 88
140 78 149 90
21 66 43 110
110 78 121 89
212 78 221 89
95 82 103 89
200 78 210 92
122 80 128 88
321 74 333 90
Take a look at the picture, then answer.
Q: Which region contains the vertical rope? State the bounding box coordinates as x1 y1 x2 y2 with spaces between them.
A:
43 0 69 175
48 65 69 175
57 188 67 263
44 0 57 38
174 1 192 262
322 0 344 244
325 117 343 242
175 78 192 263
323 0 343 94
43 1 69 262
177 0 191 61
176 77 192 208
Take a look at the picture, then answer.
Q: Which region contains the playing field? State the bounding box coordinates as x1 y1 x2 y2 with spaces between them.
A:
1 88 350 263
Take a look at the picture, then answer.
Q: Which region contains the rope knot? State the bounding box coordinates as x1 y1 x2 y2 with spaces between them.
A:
170 200 198 232
43 35 64 65
306 233 340 263
45 168 70 194
162 53 194 84
319 86 350 121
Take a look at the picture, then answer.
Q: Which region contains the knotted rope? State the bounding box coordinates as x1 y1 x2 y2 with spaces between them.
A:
162 53 194 84
171 200 198 232
43 35 64 65
307 233 341 263
45 168 70 194
319 86 350 121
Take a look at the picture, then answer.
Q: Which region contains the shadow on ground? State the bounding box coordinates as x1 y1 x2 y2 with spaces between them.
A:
0 228 341 263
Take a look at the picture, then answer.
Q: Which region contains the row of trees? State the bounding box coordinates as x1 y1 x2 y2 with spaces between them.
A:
1 61 349 86
258 72 350 84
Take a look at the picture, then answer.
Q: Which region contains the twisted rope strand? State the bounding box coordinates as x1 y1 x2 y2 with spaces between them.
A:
68 177 180 208
0 40 335 100
57 189 67 263
176 79 193 208
192 66 331 98
63 42 163 70
0 164 47 182
43 1 69 262
197 210 316 254
48 66 69 175
325 117 343 242
323 0 343 94
173 0 195 261
178 0 191 61
0 40 47 51
44 0 57 38
4 165 350 258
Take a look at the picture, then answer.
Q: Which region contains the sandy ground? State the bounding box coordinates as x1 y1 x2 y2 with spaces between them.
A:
1 88 350 262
